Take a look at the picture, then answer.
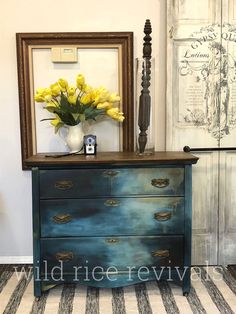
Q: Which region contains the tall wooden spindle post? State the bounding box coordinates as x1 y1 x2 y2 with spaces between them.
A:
138 19 152 153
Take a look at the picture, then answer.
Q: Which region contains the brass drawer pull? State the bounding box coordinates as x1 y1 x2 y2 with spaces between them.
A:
154 211 172 221
52 214 72 224
103 170 119 177
151 178 169 188
106 238 119 244
152 250 170 258
104 199 120 206
55 251 74 262
54 180 73 190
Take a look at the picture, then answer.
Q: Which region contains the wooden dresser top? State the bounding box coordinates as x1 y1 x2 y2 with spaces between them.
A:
25 152 198 167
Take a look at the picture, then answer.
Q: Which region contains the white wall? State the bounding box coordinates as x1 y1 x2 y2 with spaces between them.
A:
0 0 166 260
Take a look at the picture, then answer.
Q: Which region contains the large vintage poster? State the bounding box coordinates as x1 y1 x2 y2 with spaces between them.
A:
167 0 236 265
177 24 236 142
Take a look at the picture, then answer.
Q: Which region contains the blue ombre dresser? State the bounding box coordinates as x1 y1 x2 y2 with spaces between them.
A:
26 152 198 297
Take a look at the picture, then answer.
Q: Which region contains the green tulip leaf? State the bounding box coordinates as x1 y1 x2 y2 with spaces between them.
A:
79 114 86 122
72 113 80 121
54 122 64 133
45 106 58 113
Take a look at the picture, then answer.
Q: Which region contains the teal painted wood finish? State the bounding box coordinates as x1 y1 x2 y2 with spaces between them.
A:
111 168 184 196
39 167 184 199
40 269 190 288
29 152 198 297
40 169 110 198
32 167 41 298
40 197 184 237
40 236 184 273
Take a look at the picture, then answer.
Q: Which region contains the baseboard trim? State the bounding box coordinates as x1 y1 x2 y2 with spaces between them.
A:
0 256 33 264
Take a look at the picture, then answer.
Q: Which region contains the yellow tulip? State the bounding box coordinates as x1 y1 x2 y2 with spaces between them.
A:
34 88 46 102
34 88 52 102
109 93 120 103
83 84 92 92
44 94 52 103
50 83 61 97
58 78 68 92
67 86 76 96
96 102 112 110
80 93 92 105
76 74 85 90
116 113 125 122
34 92 45 102
93 87 110 105
68 95 77 105
106 107 125 122
36 88 45 94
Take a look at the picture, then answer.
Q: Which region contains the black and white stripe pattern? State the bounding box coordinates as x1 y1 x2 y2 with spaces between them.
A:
112 287 126 314
0 266 235 313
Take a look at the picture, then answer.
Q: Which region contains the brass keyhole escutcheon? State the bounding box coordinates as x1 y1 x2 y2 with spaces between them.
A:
103 170 119 177
104 199 120 207
106 239 119 244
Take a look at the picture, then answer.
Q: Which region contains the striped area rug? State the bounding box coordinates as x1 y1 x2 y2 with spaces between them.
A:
0 265 235 314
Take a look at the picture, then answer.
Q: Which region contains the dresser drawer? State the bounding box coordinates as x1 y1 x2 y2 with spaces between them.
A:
40 197 184 237
111 168 184 196
39 169 111 198
39 167 184 199
41 236 184 273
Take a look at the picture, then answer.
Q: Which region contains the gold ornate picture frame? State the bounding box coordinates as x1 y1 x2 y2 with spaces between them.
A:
16 32 134 169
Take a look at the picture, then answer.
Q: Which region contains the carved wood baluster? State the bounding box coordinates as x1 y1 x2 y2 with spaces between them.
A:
138 19 152 153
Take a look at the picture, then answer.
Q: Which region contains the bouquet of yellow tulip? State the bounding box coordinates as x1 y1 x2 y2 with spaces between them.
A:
34 74 124 133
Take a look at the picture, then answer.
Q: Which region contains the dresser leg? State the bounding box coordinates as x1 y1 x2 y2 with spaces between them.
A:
34 281 42 298
182 267 191 296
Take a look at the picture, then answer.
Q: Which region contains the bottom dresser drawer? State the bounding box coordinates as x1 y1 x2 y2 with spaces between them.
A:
40 236 184 274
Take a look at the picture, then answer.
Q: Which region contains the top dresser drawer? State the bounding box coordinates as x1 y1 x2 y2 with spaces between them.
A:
39 167 184 198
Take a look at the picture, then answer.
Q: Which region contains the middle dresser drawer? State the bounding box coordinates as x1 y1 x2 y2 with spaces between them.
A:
40 197 184 237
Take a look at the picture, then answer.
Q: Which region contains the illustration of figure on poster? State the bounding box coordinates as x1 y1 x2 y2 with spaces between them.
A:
202 42 231 138
180 41 236 140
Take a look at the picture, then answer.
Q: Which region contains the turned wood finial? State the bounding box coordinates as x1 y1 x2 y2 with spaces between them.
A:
143 19 152 59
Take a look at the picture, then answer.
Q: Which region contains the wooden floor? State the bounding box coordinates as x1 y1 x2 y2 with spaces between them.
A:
0 265 235 314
